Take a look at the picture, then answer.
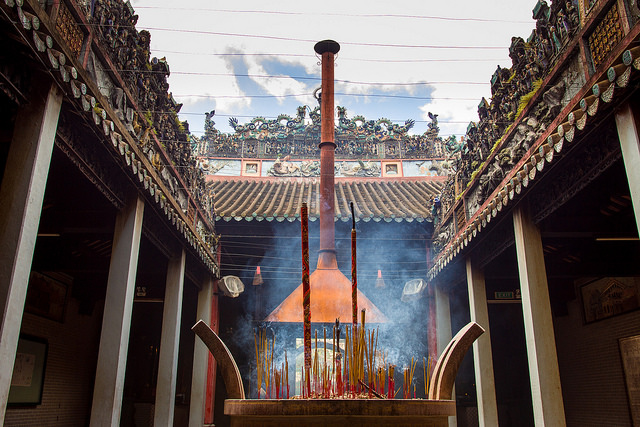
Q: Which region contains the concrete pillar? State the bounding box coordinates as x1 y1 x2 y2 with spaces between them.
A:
615 102 640 237
513 207 566 427
189 276 215 427
434 284 457 427
90 196 144 427
0 82 62 418
154 249 186 426
466 258 499 427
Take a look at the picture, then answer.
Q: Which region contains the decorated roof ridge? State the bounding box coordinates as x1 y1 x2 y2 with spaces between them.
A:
226 105 417 137
209 179 443 223
428 32 640 281
1 0 218 275
428 0 636 265
429 0 585 221
196 106 454 160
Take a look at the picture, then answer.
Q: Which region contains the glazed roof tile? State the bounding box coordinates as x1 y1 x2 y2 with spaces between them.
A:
209 177 444 222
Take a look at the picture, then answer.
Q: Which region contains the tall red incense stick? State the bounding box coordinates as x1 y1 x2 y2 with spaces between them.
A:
350 202 357 326
300 202 311 396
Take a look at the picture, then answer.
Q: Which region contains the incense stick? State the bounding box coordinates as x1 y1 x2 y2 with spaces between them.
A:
300 202 311 396
350 202 358 327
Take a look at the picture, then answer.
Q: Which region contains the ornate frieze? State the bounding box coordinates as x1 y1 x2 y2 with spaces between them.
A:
587 3 624 69
55 1 83 58
201 107 444 160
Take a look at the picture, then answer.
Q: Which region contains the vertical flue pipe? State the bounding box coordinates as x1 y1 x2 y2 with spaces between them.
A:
314 40 340 268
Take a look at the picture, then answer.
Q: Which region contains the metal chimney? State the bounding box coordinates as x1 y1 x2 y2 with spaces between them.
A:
265 40 386 324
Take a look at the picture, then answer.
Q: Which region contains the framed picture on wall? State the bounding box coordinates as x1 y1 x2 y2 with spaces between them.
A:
620 335 640 426
25 271 70 322
580 277 640 323
8 335 48 405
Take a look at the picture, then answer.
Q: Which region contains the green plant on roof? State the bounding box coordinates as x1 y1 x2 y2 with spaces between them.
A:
515 79 543 118
144 110 153 126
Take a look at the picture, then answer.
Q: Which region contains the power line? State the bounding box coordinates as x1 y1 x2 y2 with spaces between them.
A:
167 92 480 101
100 67 490 86
139 26 509 50
154 50 507 63
134 6 533 24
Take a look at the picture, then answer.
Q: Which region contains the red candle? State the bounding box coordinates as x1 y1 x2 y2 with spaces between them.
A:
350 202 358 326
301 202 311 396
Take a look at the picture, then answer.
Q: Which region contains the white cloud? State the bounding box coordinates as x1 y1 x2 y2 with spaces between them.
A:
131 0 537 135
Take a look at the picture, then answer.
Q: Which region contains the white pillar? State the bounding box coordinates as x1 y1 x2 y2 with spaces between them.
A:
466 258 499 427
90 196 144 427
189 276 215 427
615 102 640 237
435 284 457 427
0 83 62 417
154 249 186 426
513 207 566 427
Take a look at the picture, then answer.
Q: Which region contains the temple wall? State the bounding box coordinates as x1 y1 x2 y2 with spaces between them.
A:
4 298 103 426
554 290 640 426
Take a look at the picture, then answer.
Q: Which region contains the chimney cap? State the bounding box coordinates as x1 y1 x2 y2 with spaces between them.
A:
314 40 340 55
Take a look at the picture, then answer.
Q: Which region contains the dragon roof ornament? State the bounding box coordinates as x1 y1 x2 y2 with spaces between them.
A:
224 106 417 143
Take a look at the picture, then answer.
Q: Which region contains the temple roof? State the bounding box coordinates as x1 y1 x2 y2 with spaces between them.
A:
209 177 444 222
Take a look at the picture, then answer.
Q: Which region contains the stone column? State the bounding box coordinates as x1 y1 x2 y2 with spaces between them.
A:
513 207 566 427
189 276 215 427
0 82 62 417
90 196 144 427
154 249 186 426
434 284 457 427
466 258 499 427
615 102 640 237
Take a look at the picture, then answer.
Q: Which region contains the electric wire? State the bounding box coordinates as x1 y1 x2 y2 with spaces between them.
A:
133 6 533 24
98 67 490 86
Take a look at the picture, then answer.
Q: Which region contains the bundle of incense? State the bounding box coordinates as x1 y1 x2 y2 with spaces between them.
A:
423 357 427 397
323 328 327 397
367 328 378 395
335 319 342 395
388 365 395 399
424 355 433 397
336 351 343 395
314 330 319 396
359 310 366 390
344 325 350 394
285 350 289 399
350 202 358 326
254 328 275 399
300 203 311 396
254 329 262 398
403 357 417 399
275 368 281 399
403 368 409 399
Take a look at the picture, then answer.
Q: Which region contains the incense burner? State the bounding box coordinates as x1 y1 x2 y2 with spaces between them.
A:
192 320 483 427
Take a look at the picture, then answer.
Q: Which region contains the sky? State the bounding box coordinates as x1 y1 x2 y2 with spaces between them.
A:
130 0 539 140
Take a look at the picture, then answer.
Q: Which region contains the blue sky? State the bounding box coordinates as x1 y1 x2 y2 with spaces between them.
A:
131 1 538 139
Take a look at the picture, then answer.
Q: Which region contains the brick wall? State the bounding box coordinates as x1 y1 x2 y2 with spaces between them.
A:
4 298 103 426
555 297 640 427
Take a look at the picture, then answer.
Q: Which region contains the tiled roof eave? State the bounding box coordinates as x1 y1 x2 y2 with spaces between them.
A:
211 178 441 223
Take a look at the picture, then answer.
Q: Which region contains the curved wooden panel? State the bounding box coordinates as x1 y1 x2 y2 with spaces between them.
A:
428 321 485 400
192 320 245 399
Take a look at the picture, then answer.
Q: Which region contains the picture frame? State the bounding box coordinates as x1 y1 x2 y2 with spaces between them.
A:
25 271 69 322
580 277 640 323
619 335 640 426
8 335 48 405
